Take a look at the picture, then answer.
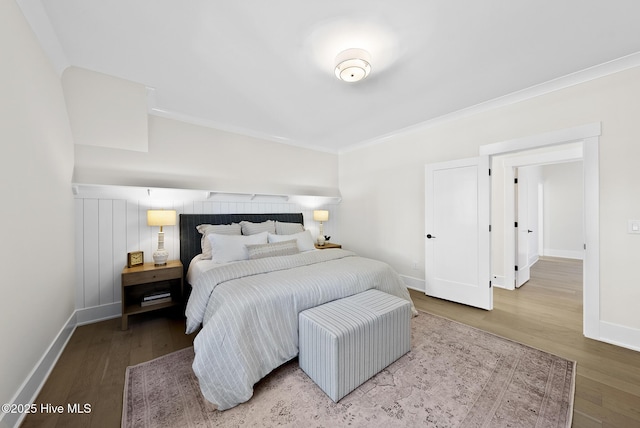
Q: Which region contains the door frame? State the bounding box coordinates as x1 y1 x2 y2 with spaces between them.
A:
502 145 584 290
480 123 601 339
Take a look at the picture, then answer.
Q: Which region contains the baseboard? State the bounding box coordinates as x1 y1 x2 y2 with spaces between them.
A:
598 320 640 352
492 275 507 289
543 248 584 260
75 302 121 326
400 274 425 293
0 312 77 428
0 302 122 428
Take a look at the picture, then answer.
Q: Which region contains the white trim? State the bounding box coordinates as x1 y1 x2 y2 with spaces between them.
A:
492 275 506 289
543 249 584 260
501 145 584 291
0 312 77 428
502 146 583 168
401 274 425 293
0 304 120 428
582 136 600 339
71 183 342 204
481 123 601 156
599 321 640 353
482 123 601 342
75 302 121 326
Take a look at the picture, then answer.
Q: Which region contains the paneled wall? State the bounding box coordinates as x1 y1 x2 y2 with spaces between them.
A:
74 196 339 319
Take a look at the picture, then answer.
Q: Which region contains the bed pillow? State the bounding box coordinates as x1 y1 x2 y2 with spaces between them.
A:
245 240 299 260
240 220 276 235
268 230 315 252
207 231 268 263
196 223 242 259
275 221 304 235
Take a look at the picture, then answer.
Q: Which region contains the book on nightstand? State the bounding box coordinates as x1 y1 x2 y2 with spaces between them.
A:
141 291 172 306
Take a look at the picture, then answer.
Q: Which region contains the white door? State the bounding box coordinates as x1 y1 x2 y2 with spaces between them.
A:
515 168 531 287
515 167 540 287
425 157 492 310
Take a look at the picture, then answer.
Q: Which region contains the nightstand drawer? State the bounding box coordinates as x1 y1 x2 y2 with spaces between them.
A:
122 266 181 286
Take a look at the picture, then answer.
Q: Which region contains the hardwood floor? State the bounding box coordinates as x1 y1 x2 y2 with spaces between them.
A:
21 309 197 428
411 257 640 428
21 257 640 427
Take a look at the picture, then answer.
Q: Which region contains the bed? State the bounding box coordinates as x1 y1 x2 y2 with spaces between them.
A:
180 213 416 410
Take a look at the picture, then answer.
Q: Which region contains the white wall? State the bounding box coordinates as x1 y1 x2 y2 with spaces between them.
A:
0 0 75 419
339 66 640 334
541 161 584 259
63 68 342 322
73 114 340 199
66 69 342 325
62 66 149 152
73 196 339 322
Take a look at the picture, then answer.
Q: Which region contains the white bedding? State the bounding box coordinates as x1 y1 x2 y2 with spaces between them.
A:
186 254 233 285
185 249 416 410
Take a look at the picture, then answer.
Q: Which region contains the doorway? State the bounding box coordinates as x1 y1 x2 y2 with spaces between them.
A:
493 143 584 290
480 123 600 340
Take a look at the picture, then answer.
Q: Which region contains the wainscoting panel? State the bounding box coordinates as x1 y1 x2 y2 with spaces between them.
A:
74 196 338 314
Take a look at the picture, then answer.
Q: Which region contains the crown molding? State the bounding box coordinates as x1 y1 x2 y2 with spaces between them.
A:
340 52 640 154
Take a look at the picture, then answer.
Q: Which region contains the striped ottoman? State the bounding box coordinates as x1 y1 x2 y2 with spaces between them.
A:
298 289 411 402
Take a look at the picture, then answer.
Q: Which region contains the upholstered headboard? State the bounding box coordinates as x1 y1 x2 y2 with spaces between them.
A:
179 213 304 279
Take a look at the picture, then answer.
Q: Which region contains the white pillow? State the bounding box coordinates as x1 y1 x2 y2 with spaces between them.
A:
275 221 304 235
240 220 276 235
196 223 242 259
268 230 315 252
207 231 268 263
246 240 299 260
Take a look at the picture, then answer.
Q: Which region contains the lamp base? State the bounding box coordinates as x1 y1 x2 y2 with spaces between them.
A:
317 221 325 246
153 249 169 266
153 231 169 266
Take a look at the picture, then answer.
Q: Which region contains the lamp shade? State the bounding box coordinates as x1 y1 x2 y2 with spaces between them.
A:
313 210 329 222
147 210 176 227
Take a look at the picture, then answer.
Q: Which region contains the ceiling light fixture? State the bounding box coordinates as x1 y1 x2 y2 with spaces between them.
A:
334 48 371 83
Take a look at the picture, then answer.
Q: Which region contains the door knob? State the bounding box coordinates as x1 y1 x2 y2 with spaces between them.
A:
426 234 436 239
527 229 533 233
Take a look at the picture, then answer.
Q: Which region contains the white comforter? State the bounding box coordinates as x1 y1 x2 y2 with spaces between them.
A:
185 249 416 410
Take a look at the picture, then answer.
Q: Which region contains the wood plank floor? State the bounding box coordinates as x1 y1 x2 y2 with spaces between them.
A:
21 309 197 428
410 257 640 428
22 257 640 427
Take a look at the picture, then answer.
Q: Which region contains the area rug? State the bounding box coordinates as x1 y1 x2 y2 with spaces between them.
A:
122 311 575 427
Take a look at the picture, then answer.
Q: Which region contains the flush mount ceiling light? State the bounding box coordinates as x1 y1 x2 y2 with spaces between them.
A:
334 48 371 83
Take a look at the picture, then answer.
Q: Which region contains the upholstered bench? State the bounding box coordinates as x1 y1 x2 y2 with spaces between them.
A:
298 289 411 402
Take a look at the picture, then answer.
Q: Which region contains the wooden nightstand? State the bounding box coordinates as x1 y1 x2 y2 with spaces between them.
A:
315 242 342 249
121 260 183 330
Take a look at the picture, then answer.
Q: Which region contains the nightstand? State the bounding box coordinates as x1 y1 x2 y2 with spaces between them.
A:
315 242 342 249
121 260 183 330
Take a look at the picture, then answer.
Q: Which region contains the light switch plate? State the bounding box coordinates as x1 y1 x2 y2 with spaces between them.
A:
628 220 640 234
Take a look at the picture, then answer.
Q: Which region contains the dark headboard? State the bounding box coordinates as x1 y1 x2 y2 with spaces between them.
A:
179 213 304 280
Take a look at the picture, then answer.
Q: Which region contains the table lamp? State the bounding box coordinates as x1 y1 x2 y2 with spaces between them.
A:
313 210 329 246
147 209 176 266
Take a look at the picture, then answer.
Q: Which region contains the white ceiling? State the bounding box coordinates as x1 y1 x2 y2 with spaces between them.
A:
22 0 640 152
